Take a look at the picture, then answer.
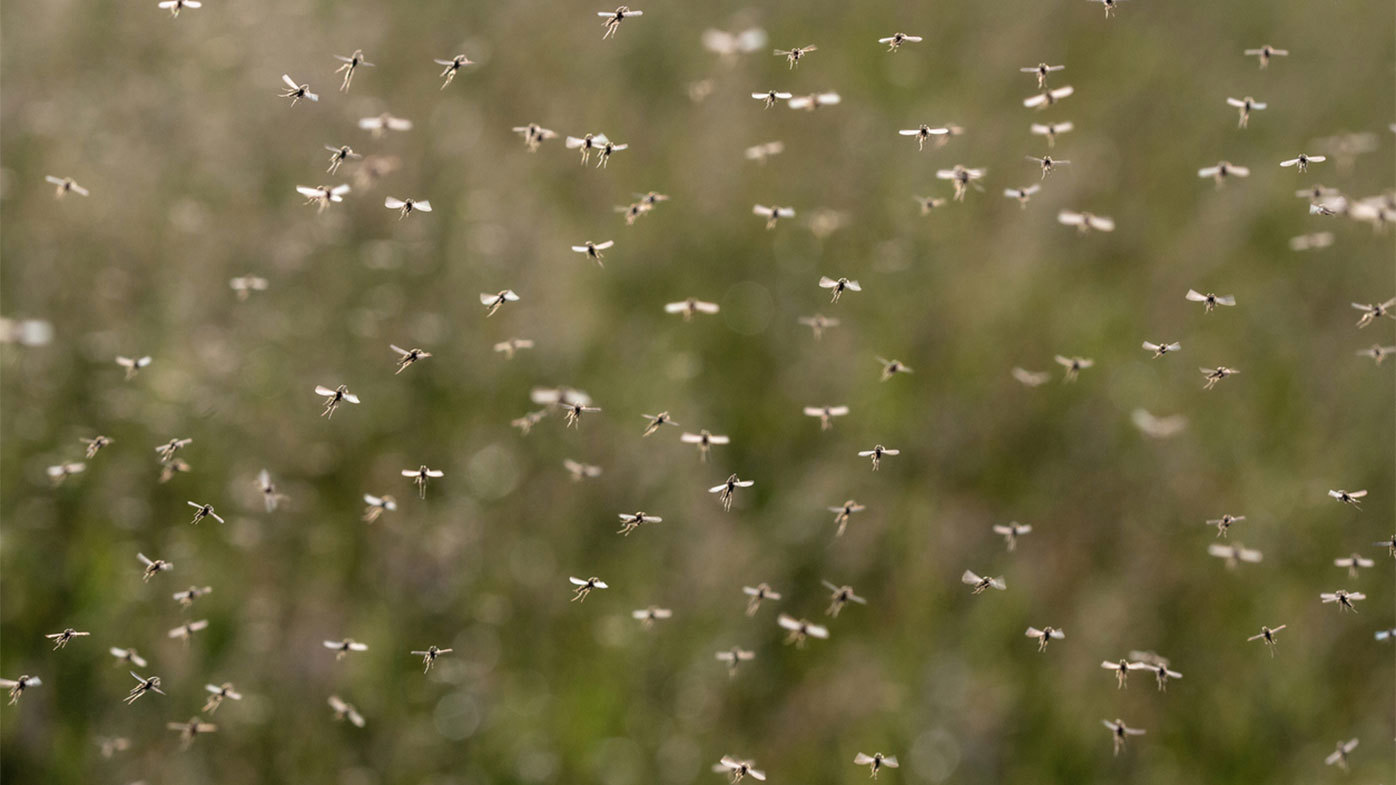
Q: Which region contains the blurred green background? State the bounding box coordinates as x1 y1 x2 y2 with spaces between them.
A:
2 0 1394 783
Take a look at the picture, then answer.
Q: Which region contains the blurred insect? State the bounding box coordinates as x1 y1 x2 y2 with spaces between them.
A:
2 676 40 705
45 628 89 650
1244 44 1288 68
962 570 1006 594
565 133 609 164
411 645 453 673
798 313 840 339
96 737 130 758
594 138 629 167
297 184 350 213
1140 661 1182 691
715 647 756 675
1206 513 1244 538
1246 625 1286 655
1021 62 1065 89
279 74 318 106
715 756 767 782
156 437 194 462
434 55 474 89
362 494 398 523
1100 659 1149 689
617 202 649 224
1375 535 1396 558
45 175 89 198
899 125 950 151
1012 367 1051 387
635 191 669 208
828 499 865 536
599 6 642 38
1024 85 1074 109
1328 489 1367 509
561 459 602 482
46 462 85 486
109 647 148 668
558 400 602 428
993 521 1033 551
324 639 369 660
702 27 767 57
384 196 431 219
665 298 720 321
673 431 726 465
332 50 373 92
1334 553 1374 578
805 405 849 431
1222 97 1266 130
880 32 922 51
877 357 913 381
569 576 608 602
402 465 444 499
1280 153 1325 172
1004 185 1041 208
117 355 152 380
1132 409 1188 438
1198 161 1249 188
125 672 165 704
1142 340 1181 358
173 585 212 608
1102 719 1145 755
571 240 614 266
386 344 432 375
329 695 366 727
617 511 662 536
741 583 782 616
1057 210 1114 233
787 92 840 110
230 274 269 300
159 458 191 483
710 474 754 511
204 682 245 713
1208 542 1261 568
753 205 795 229
1325 739 1359 771
1289 232 1334 252
1185 289 1235 312
1027 154 1069 179
914 195 947 214
253 469 287 513
743 141 786 166
777 615 829 647
638 412 678 437
168 619 209 646
1029 121 1073 149
481 289 520 317
857 444 900 471
853 752 899 779
484 339 532 362
138 553 173 582
315 384 360 418
822 581 867 617
937 165 986 201
1352 298 1396 328
358 113 413 137
632 607 673 629
1054 355 1093 382
818 277 861 302
157 0 199 16
169 716 218 749
774 45 817 68
1025 626 1065 652
1353 345 1396 368
512 123 558 152
1377 628 1396 641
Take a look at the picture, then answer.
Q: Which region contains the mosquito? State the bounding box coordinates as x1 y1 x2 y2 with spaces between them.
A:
681 430 729 462
402 465 444 499
1377 629 1396 641
230 275 269 299
1027 154 1069 179
481 290 520 317
1024 85 1074 109
1012 367 1051 387
798 314 840 339
565 133 609 164
880 32 922 51
324 639 369 660
1024 626 1065 652
1245 625 1286 656
1101 659 1149 689
125 672 165 704
138 553 173 582
1225 97 1266 129
636 412 678 437
1375 535 1396 558
914 195 947 214
558 401 602 428
937 165 986 201
1021 62 1065 89
1244 44 1288 68
1206 514 1244 538
485 339 531 362
173 585 212 608
787 91 841 110
716 756 767 782
599 6 642 38
1004 185 1041 208
328 695 366 727
775 45 817 68
715 647 756 675
75 436 111 460
1057 210 1114 233
45 628 89 650
594 138 628 167
992 521 1032 551
1198 160 1252 188
1352 298 1396 327
822 581 867 617
780 616 833 650
1054 355 1093 382
616 511 662 536
1142 340 1181 358
569 576 608 602
297 184 350 213
805 405 849 431
632 607 673 629
513 123 558 151
1325 739 1359 771
1355 344 1396 364
45 175 89 198
1280 153 1325 172
857 444 900 471
877 357 913 381
899 125 950 151
1200 366 1238 390
571 240 614 266
562 459 602 482
168 619 209 646
737 583 781 617
384 196 431 219
617 202 649 224
818 277 861 302
279 74 318 106
46 462 85 486
665 298 719 320
157 0 199 17
358 113 413 137
117 355 152 380
1185 289 1235 312
362 494 397 523
411 645 453 673
512 410 548 434
2 676 40 705
1141 661 1182 691
434 55 474 89
1103 719 1145 755
1335 553 1375 578
315 384 360 418
828 499 865 536
1209 542 1261 568
383 344 432 375
753 204 795 229
851 752 899 779
710 474 754 511
329 50 374 92
110 647 148 668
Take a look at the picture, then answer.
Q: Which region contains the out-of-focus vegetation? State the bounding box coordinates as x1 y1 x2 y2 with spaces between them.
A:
2 0 1394 783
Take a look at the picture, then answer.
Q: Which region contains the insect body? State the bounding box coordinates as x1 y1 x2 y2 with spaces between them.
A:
279 75 318 106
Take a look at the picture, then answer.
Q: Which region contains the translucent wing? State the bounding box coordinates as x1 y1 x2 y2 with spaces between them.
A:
282 74 300 90
384 197 406 209
413 201 432 212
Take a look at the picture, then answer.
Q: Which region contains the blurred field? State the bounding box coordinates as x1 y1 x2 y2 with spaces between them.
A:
2 0 1394 783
